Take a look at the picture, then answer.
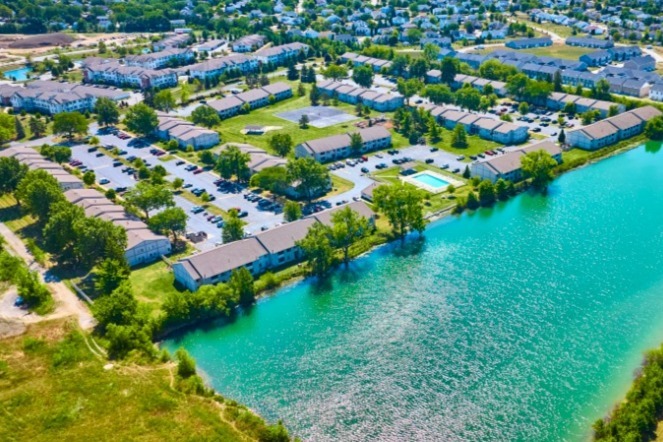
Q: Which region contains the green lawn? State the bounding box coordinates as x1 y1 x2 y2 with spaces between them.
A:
328 174 354 197
513 14 576 39
429 130 503 159
209 91 373 155
475 42 593 60
0 319 272 442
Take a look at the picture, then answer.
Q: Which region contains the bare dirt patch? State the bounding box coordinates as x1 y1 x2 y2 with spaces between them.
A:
1 33 77 49
0 317 26 339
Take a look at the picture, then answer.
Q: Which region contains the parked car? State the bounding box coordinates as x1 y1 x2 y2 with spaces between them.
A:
191 206 204 214
425 158 434 164
112 161 122 167
99 178 110 185
176 160 185 166
115 186 127 193
361 167 369 173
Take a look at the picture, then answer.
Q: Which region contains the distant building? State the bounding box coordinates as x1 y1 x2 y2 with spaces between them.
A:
505 37 552 50
317 80 403 111
470 141 562 182
207 82 292 119
565 36 613 49
231 34 266 52
125 47 194 69
83 58 177 90
154 113 220 149
173 202 375 290
0 146 84 191
295 126 392 163
567 106 661 150
187 54 259 81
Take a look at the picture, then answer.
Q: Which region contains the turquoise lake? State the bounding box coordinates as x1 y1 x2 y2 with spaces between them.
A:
165 143 663 441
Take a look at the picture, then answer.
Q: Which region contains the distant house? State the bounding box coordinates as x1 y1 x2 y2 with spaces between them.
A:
125 48 194 69
317 80 403 111
154 113 219 149
295 126 392 163
207 82 292 119
470 141 562 182
231 34 266 52
623 55 656 72
608 46 641 61
579 50 613 67
567 106 661 150
545 92 625 117
83 58 177 90
565 36 613 49
253 42 310 66
505 37 552 50
187 54 259 81
649 83 663 102
0 146 84 191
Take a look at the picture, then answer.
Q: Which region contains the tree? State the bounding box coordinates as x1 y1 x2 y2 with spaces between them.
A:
558 129 566 144
462 165 471 179
53 112 88 139
451 124 468 148
397 78 423 105
352 64 374 88
422 43 440 63
153 89 176 112
477 180 496 206
373 182 427 240
440 57 458 84
148 207 188 241
594 78 611 100
229 267 255 306
94 258 130 295
518 102 530 115
222 210 246 243
29 116 47 138
179 82 191 104
15 169 63 223
14 116 25 140
608 105 620 117
321 64 348 80
199 150 215 165
428 120 441 143
506 73 530 100
553 70 563 92
423 84 454 105
331 206 370 265
455 86 481 111
93 281 138 332
0 157 28 201
563 102 577 115
0 113 16 145
269 133 293 157
249 166 289 195
124 103 158 137
349 132 363 156
175 348 197 378
466 191 480 210
283 201 302 222
172 178 184 191
297 222 334 277
74 216 128 268
40 144 71 164
83 170 96 186
216 145 250 182
521 150 558 191
495 178 509 200
17 270 52 312
645 115 663 140
42 201 84 264
191 105 220 128
286 157 330 203
309 84 321 106
287 63 299 81
94 97 120 127
124 181 174 220
299 114 310 129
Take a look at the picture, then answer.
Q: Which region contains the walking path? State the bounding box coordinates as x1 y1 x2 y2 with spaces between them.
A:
0 223 95 330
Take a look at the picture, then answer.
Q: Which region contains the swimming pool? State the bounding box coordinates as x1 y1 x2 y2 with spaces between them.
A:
4 66 32 82
413 172 450 188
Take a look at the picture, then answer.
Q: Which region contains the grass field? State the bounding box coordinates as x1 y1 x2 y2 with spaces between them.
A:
513 14 576 39
0 319 270 442
210 89 376 155
429 130 503 158
475 42 594 60
129 259 187 315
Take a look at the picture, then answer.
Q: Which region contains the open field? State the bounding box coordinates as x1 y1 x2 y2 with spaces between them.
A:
210 90 379 155
475 42 594 60
0 319 266 442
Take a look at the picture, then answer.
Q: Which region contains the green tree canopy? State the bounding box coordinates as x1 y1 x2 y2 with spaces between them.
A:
124 103 158 137
191 105 221 128
286 157 330 203
216 145 250 182
94 97 120 127
269 133 293 157
352 64 374 88
148 207 188 241
297 222 334 277
521 149 558 191
330 206 370 265
373 182 427 240
124 181 174 220
53 112 88 139
222 210 246 244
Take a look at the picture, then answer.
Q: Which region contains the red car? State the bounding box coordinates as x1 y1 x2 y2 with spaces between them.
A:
193 168 204 174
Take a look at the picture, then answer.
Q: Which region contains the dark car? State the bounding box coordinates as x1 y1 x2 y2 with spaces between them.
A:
238 211 249 218
112 161 122 167
425 158 434 164
127 155 137 162
87 146 98 153
176 160 186 166
115 186 127 193
361 167 369 173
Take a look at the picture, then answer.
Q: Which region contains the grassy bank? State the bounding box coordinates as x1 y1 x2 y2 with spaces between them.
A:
0 319 272 441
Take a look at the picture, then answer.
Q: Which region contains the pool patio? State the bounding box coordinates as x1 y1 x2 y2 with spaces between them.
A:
401 170 464 194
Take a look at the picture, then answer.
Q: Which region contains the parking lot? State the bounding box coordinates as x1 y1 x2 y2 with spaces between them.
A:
69 124 287 249
488 103 580 138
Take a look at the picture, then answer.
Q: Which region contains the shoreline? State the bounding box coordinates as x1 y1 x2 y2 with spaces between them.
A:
158 137 651 342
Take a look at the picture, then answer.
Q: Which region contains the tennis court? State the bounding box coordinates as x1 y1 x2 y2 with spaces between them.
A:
276 106 359 128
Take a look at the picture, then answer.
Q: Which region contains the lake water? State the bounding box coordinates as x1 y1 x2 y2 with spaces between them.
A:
165 142 663 441
4 66 32 82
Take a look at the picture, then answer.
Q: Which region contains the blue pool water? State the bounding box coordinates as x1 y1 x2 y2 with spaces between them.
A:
4 66 32 82
413 172 450 188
